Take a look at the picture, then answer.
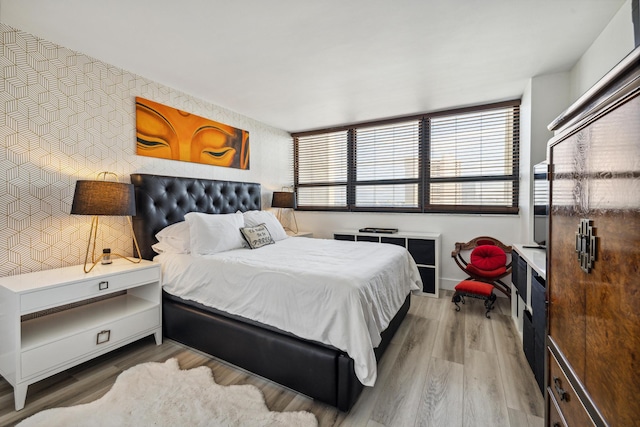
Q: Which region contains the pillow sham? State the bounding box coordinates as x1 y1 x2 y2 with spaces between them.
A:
242 210 288 241
152 241 176 254
240 223 275 249
185 212 246 255
153 221 190 253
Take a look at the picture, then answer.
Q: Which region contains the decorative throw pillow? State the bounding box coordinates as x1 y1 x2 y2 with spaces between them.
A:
240 223 275 249
242 210 288 241
470 245 507 271
185 212 246 255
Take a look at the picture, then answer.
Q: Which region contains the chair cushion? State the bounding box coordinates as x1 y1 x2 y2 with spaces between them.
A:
465 264 507 279
470 245 507 271
455 280 494 297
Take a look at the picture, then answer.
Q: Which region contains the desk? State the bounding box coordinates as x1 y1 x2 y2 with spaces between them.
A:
511 243 546 393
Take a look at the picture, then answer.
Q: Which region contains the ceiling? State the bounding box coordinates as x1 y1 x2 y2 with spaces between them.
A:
0 0 626 133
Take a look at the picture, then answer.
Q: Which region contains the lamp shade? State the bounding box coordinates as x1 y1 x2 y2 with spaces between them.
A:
272 191 297 209
71 180 136 216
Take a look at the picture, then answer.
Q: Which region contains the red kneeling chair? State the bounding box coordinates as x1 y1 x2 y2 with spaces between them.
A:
451 236 512 299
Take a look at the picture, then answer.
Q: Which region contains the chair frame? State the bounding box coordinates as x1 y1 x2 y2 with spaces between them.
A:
451 236 513 299
452 289 497 318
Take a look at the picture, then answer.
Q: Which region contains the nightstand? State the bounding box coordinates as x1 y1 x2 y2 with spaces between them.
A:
286 230 313 238
0 259 162 410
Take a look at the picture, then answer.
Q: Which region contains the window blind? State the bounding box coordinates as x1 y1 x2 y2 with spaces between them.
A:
427 106 519 212
354 121 420 208
295 130 348 208
293 100 520 214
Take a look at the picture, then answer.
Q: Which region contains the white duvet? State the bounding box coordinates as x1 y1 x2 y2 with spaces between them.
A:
156 237 421 386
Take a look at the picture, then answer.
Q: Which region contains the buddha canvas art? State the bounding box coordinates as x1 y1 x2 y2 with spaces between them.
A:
135 97 250 169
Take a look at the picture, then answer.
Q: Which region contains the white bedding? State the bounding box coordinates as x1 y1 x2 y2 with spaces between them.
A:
156 237 421 386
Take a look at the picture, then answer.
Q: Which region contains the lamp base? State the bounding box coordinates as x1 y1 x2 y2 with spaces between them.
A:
276 208 298 234
82 216 142 273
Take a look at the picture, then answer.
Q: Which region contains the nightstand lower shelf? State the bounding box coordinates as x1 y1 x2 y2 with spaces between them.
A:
21 295 160 379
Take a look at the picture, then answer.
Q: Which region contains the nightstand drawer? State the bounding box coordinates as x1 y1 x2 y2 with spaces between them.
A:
21 306 160 379
20 267 160 313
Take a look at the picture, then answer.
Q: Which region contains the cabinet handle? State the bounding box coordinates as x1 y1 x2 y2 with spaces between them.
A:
96 330 111 345
553 376 568 402
553 423 561 427
98 281 109 290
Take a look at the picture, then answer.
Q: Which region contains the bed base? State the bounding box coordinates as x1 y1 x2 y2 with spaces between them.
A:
163 292 411 411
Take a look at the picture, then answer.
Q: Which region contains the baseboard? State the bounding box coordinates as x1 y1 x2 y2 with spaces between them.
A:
440 277 460 292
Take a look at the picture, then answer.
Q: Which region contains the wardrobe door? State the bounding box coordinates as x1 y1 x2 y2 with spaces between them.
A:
580 95 640 426
548 133 587 378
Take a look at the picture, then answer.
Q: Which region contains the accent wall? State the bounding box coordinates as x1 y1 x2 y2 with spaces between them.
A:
0 23 292 276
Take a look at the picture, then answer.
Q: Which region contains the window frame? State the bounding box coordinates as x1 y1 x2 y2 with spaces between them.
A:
293 99 520 214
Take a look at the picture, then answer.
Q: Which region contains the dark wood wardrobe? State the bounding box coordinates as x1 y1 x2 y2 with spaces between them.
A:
546 46 640 426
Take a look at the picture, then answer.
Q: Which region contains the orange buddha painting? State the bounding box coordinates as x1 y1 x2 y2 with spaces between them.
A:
135 97 250 169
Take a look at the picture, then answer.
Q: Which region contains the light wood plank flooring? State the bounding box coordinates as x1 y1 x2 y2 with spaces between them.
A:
0 291 544 427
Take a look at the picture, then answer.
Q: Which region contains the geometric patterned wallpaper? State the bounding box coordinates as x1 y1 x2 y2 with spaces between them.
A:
0 23 292 276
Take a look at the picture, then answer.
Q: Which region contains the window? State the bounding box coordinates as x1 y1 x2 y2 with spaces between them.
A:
295 130 348 208
293 100 519 214
355 121 420 208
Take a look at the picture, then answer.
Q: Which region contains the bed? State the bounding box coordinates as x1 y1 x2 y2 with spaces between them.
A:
130 173 417 411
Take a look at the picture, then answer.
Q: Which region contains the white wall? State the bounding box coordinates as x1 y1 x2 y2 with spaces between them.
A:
530 73 571 163
570 0 636 102
296 0 634 293
518 72 571 246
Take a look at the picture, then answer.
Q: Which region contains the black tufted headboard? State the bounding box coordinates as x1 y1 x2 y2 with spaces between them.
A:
130 173 261 260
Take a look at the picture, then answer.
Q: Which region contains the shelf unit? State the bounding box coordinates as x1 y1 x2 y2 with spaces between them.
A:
334 230 440 298
0 259 162 410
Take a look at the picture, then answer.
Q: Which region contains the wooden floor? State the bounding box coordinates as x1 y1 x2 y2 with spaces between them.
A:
0 291 544 427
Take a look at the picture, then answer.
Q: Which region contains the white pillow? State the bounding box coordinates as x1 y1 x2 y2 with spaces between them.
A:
185 212 246 255
242 210 288 241
153 221 190 253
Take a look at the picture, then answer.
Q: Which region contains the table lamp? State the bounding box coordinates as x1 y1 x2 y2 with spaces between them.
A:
71 172 141 273
271 191 298 233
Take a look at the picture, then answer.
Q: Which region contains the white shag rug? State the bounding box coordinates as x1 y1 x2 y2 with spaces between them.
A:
18 358 318 427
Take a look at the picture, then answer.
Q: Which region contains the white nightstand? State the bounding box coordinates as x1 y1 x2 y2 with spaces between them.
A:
286 230 313 238
0 259 162 410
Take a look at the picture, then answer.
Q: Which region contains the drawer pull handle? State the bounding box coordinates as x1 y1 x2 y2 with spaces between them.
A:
96 330 111 345
553 376 568 402
98 281 109 290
